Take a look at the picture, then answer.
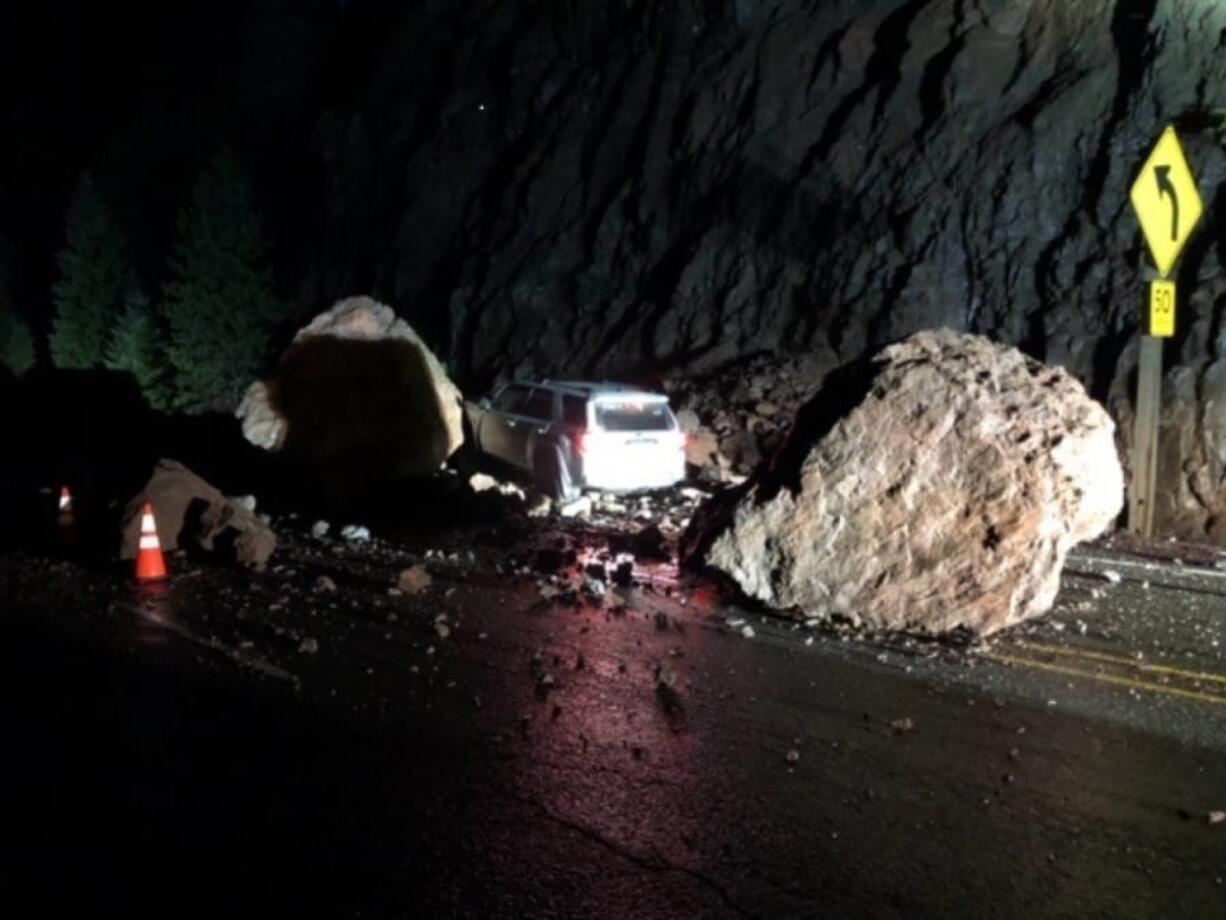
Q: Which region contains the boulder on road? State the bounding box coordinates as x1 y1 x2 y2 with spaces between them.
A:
236 296 464 480
119 459 277 570
683 330 1123 636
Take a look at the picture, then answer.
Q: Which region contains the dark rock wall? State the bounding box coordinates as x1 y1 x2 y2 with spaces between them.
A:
318 0 1226 538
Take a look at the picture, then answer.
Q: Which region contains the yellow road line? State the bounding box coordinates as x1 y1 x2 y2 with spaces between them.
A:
1014 639 1226 688
983 651 1226 707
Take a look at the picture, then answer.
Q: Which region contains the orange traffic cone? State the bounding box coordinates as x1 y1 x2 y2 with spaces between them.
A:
57 485 77 546
135 502 168 582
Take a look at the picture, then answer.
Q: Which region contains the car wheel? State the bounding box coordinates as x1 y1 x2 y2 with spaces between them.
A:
533 445 578 502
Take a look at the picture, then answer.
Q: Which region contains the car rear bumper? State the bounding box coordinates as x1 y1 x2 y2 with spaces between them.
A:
579 453 686 492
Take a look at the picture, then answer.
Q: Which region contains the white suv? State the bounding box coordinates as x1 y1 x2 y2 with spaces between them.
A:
465 381 687 500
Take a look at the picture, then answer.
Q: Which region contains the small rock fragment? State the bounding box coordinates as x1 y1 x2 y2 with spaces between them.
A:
311 520 330 539
559 496 593 518
397 565 433 595
298 637 319 655
633 523 670 560
232 494 258 513
656 679 683 715
340 524 371 542
890 717 915 733
468 473 499 492
613 559 635 587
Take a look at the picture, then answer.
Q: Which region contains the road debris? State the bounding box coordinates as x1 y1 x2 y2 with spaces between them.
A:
468 472 525 499
397 565 433 594
613 559 634 587
558 495 593 519
655 667 683 715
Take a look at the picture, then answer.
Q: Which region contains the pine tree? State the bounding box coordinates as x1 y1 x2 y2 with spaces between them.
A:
0 239 35 376
161 147 285 413
105 290 172 409
49 173 133 369
0 309 35 376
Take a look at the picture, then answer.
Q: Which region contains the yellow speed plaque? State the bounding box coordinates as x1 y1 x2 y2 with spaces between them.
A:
1148 279 1175 338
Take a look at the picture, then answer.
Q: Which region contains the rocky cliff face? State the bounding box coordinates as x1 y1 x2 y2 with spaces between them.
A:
317 0 1226 539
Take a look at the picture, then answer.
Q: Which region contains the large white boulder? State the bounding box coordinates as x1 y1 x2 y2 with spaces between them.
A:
236 296 464 479
683 330 1123 636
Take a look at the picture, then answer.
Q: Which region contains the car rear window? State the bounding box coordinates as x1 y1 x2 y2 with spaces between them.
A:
562 395 587 427
521 388 556 420
493 384 529 413
594 401 673 431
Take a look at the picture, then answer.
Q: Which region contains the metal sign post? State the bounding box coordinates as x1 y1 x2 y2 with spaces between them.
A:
1126 127 1203 537
1128 334 1163 537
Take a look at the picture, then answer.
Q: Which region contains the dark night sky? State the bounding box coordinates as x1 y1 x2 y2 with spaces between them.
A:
0 0 384 321
1 2 241 306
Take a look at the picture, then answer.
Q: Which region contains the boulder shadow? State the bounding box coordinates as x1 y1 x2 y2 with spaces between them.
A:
268 336 453 507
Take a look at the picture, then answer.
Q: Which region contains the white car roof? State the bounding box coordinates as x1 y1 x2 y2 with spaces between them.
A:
535 380 669 401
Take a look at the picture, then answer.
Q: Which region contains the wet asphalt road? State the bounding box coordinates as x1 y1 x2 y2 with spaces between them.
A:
2 512 1225 918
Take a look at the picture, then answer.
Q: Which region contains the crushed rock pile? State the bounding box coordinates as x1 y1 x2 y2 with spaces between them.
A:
662 349 839 481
